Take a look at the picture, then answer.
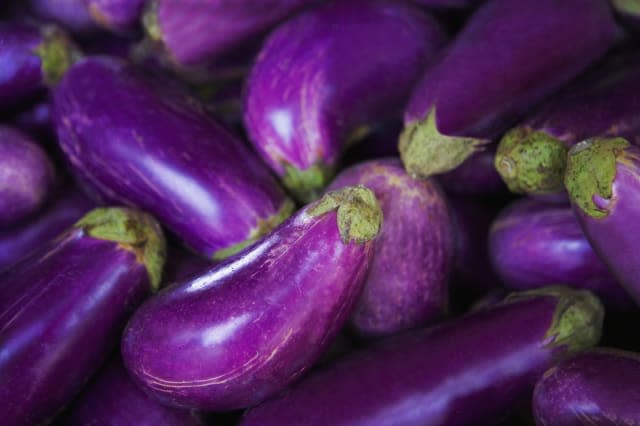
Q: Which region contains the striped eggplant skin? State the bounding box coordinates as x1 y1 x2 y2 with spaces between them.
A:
533 348 640 425
85 0 146 32
489 198 633 310
241 287 604 426
399 0 618 179
53 56 293 260
122 186 381 411
0 125 55 228
0 207 166 426
30 0 97 33
244 0 447 202
327 158 453 337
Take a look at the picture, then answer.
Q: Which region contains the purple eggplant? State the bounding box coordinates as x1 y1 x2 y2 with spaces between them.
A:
326 159 453 337
565 137 640 306
438 145 507 196
30 0 97 33
399 0 617 179
489 198 633 310
0 207 166 426
86 0 146 32
0 125 55 227
496 51 640 195
241 286 604 426
244 0 447 201
122 186 382 410
533 348 640 425
53 56 293 260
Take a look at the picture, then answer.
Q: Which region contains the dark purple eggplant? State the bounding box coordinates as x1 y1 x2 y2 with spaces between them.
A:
30 0 97 33
437 145 507 196
533 348 640 425
399 0 618 178
0 207 166 426
86 0 146 32
327 159 453 337
53 56 293 260
122 186 381 410
244 0 447 201
241 286 603 426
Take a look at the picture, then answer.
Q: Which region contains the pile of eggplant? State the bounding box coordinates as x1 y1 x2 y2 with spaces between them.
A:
2 0 640 425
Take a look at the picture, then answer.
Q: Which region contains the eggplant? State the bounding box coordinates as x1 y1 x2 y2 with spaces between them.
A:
30 0 97 33
86 0 146 32
496 51 640 195
121 186 382 410
533 348 640 425
399 0 617 178
241 286 604 426
490 198 633 310
53 56 293 260
437 145 506 196
0 207 166 426
244 0 447 201
326 159 453 337
0 125 55 228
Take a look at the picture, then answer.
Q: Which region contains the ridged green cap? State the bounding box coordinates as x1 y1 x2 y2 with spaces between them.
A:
282 163 335 204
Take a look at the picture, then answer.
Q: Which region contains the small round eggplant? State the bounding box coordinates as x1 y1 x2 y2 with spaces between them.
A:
327 158 453 337
122 186 382 411
86 0 146 33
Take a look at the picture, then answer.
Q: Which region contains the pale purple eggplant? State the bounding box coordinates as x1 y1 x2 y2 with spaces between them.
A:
85 0 146 32
533 348 640 425
241 286 604 426
496 50 640 194
53 56 294 260
489 198 633 310
0 207 166 426
438 145 506 196
399 0 618 179
122 186 382 410
244 0 447 201
565 137 640 306
326 159 453 337
0 125 55 227
30 0 97 33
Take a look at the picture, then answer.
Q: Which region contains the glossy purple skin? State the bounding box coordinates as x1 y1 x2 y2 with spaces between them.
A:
85 0 145 32
490 198 632 310
30 0 96 33
438 146 507 196
122 200 375 410
534 349 640 425
404 0 617 139
53 56 290 258
0 227 151 425
0 187 93 272
327 159 453 337
241 293 574 426
66 357 204 426
0 125 55 228
244 0 447 185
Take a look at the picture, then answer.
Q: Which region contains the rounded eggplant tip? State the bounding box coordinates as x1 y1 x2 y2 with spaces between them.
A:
282 163 335 204
565 137 630 219
75 207 167 290
495 127 567 195
309 185 382 244
34 25 81 86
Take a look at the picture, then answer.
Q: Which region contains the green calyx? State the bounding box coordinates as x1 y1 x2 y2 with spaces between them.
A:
282 163 335 204
75 207 167 291
399 108 488 179
612 0 640 14
33 26 80 86
564 138 630 219
495 127 568 194
309 185 382 244
212 198 296 260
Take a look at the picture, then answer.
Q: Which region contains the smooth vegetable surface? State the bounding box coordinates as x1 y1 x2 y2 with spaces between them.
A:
30 0 96 33
86 0 145 32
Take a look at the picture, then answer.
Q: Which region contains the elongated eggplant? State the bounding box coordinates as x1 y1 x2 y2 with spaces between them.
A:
241 286 604 426
399 0 617 178
53 56 293 260
0 207 166 426
30 0 97 33
0 125 55 227
438 145 506 196
244 0 447 201
495 51 640 194
533 348 640 425
327 159 453 337
122 186 382 410
565 137 640 306
86 0 145 32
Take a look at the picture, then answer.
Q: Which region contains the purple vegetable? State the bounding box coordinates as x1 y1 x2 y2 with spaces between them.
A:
489 198 633 310
53 56 293 260
0 207 166 426
438 145 506 196
122 186 381 410
565 137 640 306
399 0 617 178
86 0 146 32
533 348 640 425
0 125 55 228
241 286 604 426
30 0 97 33
244 0 447 201
327 159 453 337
